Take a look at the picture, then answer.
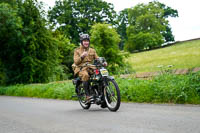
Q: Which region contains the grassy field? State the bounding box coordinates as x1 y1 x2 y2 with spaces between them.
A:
128 39 200 73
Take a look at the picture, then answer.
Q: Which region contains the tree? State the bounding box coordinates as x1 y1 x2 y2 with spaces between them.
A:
158 2 178 42
0 0 17 6
90 23 127 73
0 59 5 85
0 0 62 84
18 0 63 83
124 1 178 52
52 30 76 79
0 3 23 84
116 8 128 50
48 0 117 44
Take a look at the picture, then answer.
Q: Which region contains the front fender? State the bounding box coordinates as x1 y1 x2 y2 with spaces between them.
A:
102 76 114 85
107 76 114 80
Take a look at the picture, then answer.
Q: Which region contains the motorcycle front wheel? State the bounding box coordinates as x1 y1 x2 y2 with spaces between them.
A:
104 79 121 112
77 85 91 110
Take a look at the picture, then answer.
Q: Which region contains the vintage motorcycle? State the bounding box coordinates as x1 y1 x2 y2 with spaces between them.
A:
72 57 121 112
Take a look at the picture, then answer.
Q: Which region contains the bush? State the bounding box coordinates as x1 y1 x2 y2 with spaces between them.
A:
125 32 164 52
117 72 200 104
90 23 130 74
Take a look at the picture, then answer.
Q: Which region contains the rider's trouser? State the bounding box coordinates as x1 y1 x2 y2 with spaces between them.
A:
78 66 95 81
79 69 90 96
78 67 94 96
78 69 90 81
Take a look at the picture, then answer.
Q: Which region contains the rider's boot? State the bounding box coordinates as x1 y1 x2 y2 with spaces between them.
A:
83 81 92 102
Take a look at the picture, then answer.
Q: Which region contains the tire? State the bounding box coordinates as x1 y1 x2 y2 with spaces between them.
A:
77 85 91 110
104 79 121 112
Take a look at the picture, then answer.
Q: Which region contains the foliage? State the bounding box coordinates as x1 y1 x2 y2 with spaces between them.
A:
158 2 178 42
118 72 200 104
116 8 128 50
48 0 117 44
125 1 178 52
0 81 74 100
52 31 76 79
125 32 164 52
90 23 129 74
0 3 23 84
0 59 6 85
0 0 17 7
0 0 62 84
128 39 200 73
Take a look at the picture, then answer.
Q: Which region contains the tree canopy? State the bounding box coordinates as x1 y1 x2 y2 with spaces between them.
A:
48 0 117 44
116 8 129 50
121 1 178 52
0 0 63 84
90 23 127 73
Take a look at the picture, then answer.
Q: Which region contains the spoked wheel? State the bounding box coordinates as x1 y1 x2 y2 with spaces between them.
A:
77 85 91 109
104 79 121 112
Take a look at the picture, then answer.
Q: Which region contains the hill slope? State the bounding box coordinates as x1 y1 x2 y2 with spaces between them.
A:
128 39 200 73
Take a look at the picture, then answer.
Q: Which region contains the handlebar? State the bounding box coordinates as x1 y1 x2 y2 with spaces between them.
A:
80 62 104 68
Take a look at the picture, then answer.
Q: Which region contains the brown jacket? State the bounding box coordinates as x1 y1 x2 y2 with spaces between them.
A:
72 45 99 75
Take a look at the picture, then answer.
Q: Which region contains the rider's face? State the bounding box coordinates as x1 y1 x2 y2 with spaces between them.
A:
82 40 89 48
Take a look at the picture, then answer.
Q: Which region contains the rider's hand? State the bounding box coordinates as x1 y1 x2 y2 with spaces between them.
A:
81 51 88 59
103 62 108 67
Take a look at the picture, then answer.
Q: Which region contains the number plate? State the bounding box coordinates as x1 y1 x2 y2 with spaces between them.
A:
100 69 109 76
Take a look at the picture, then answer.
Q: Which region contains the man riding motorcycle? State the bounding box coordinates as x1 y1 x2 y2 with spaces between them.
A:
72 34 120 111
72 34 99 102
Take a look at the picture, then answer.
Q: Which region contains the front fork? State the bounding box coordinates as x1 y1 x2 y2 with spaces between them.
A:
102 76 115 98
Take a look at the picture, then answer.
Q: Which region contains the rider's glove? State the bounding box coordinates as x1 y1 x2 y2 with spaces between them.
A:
103 62 108 67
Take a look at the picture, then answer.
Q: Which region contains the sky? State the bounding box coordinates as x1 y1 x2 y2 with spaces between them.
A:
40 0 200 41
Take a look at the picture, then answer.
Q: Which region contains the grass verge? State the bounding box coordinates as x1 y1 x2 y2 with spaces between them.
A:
0 81 74 100
117 72 200 104
0 72 200 104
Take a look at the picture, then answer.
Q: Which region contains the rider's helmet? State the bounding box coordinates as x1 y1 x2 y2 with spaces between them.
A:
80 33 90 45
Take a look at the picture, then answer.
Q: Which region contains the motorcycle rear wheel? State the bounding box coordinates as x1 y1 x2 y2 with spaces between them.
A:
77 85 91 109
104 79 121 112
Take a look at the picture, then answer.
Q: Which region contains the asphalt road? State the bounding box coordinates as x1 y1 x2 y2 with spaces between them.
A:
0 96 200 133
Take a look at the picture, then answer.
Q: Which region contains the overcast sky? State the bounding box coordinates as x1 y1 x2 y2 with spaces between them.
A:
40 0 200 41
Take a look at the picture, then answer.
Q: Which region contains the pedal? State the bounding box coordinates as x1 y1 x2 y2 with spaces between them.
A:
85 97 94 104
